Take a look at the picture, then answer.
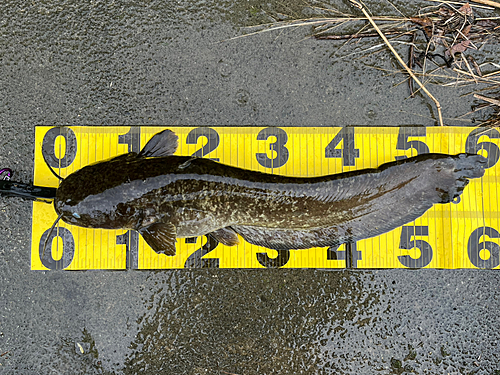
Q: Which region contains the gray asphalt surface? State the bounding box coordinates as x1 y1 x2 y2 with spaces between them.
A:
1 0 500 374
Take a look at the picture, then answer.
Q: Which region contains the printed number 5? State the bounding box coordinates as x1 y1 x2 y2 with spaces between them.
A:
398 226 433 268
395 127 429 160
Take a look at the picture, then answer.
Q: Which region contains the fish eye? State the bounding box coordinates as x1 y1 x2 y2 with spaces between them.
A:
72 212 81 219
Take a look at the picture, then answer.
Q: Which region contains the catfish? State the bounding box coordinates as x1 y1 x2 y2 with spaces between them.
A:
53 129 487 255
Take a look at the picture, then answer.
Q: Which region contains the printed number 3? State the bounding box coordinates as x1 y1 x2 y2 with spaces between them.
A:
256 127 289 169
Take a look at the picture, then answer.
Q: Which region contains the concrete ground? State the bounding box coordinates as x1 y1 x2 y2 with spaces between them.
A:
0 0 499 374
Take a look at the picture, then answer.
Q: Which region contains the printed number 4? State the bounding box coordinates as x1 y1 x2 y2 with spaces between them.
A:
325 128 360 166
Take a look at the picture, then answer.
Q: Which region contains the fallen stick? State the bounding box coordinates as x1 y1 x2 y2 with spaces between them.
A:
470 0 500 9
349 0 445 126
314 31 402 40
474 94 500 106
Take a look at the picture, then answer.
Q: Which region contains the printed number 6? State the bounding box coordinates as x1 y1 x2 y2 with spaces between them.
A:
398 226 433 268
465 127 500 169
467 227 500 269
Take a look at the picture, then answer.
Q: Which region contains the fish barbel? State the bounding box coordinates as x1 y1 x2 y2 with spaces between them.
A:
54 130 487 255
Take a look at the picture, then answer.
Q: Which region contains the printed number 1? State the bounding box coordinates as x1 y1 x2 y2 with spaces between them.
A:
118 127 141 153
116 230 139 269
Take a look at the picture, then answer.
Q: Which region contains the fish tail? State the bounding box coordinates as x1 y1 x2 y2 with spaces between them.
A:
454 153 487 180
436 153 487 204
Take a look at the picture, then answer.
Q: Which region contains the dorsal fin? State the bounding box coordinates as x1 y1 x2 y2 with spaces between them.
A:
139 130 178 158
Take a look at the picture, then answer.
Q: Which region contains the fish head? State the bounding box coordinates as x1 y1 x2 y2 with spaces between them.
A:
54 192 113 228
54 163 135 229
55 193 137 229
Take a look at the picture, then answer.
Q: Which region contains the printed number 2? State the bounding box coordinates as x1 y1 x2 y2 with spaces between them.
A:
184 236 220 268
186 127 220 161
325 127 360 166
398 226 433 268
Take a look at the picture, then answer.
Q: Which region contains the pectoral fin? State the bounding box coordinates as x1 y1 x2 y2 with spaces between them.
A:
209 227 240 246
139 222 177 256
139 129 179 158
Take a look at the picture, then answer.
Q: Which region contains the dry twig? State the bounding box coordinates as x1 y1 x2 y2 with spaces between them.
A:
470 0 500 9
349 0 445 125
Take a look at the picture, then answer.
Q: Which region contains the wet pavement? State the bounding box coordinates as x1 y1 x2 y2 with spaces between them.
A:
1 0 500 374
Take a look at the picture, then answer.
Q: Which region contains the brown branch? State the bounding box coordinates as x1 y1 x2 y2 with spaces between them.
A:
470 0 500 9
474 94 500 106
349 0 445 126
314 31 401 40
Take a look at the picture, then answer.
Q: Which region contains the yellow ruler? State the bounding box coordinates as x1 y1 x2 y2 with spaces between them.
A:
31 126 500 270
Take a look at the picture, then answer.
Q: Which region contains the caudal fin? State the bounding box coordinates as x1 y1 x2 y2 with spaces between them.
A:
439 153 487 203
454 153 487 179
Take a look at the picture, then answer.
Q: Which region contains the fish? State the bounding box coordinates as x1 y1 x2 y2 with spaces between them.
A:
53 129 487 255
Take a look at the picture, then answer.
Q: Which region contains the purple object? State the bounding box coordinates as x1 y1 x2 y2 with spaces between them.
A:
0 168 13 180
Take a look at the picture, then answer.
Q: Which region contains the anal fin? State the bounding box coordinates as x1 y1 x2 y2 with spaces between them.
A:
139 222 177 256
209 227 240 246
231 225 343 250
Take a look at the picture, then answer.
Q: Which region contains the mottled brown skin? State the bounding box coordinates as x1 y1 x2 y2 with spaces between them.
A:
54 150 486 251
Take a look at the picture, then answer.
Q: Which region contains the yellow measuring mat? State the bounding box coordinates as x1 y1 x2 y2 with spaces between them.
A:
31 126 500 270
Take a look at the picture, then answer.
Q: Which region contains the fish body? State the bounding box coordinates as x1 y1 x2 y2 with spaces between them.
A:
54 130 487 255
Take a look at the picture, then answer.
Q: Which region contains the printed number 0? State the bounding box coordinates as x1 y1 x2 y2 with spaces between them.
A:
398 226 433 268
38 227 75 270
467 227 500 269
41 127 78 169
